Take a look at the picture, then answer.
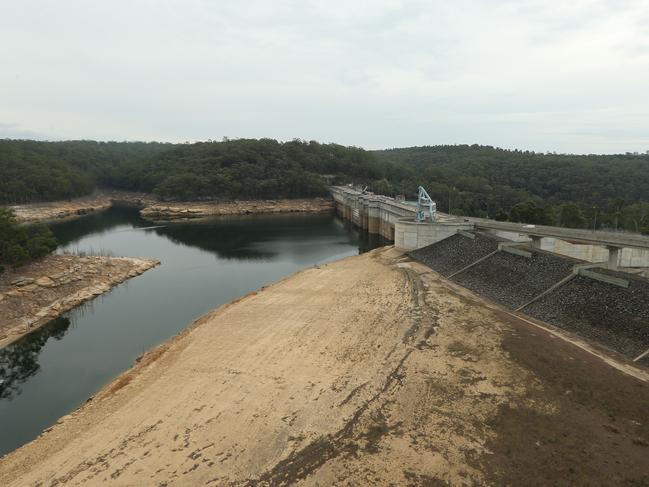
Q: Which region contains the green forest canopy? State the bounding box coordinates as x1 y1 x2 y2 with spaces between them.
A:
1 139 648 233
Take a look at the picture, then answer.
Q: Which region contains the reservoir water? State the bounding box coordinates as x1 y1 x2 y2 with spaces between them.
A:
0 207 385 457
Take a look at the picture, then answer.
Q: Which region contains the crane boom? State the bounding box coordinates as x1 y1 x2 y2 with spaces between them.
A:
415 186 437 222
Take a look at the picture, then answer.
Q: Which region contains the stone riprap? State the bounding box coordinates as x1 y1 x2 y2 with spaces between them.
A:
451 248 578 309
526 269 649 360
409 231 503 277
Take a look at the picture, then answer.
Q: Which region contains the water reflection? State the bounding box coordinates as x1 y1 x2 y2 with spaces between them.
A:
51 206 388 261
48 206 145 246
0 317 72 401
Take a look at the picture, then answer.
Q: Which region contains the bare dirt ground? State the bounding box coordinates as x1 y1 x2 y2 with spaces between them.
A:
0 255 159 349
139 198 334 221
0 248 647 486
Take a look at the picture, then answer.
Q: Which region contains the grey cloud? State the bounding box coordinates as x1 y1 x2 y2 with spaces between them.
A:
0 0 647 153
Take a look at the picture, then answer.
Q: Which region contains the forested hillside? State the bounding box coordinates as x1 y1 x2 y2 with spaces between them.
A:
373 145 649 233
0 139 390 203
1 139 648 233
108 138 392 200
0 140 171 203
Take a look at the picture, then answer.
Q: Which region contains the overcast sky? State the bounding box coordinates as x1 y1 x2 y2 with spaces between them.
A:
1 0 648 153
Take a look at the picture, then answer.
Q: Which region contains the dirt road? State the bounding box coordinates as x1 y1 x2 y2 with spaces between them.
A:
0 248 647 486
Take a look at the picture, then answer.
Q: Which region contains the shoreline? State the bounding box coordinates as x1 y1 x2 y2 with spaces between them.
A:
1 248 647 485
0 254 159 349
139 197 334 221
7 191 154 224
6 193 334 224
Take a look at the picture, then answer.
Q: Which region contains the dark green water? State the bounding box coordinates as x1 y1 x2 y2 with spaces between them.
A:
0 207 386 457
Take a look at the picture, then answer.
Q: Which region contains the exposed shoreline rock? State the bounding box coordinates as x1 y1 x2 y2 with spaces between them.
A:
0 254 159 349
5 193 334 224
139 197 334 221
7 191 154 224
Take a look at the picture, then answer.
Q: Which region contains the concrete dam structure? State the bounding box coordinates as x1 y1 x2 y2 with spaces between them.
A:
332 186 649 364
331 186 473 249
331 185 649 269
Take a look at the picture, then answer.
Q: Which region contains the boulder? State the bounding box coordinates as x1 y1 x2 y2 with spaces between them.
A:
35 276 56 287
11 277 35 286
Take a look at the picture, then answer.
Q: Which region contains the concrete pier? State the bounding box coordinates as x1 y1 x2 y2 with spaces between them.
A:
608 246 621 269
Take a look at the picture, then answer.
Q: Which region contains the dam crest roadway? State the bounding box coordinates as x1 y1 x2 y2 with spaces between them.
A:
330 185 649 270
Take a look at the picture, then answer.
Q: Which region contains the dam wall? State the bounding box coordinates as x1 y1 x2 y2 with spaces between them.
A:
332 187 419 241
332 186 649 270
331 186 472 246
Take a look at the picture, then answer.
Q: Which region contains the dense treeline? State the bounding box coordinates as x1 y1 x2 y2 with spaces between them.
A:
0 209 57 273
0 140 171 203
1 139 648 233
108 138 388 200
372 145 649 233
0 138 387 202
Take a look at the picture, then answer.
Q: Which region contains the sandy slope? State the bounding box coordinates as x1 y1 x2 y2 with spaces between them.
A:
0 247 647 486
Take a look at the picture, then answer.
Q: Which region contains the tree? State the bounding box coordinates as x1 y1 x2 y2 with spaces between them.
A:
622 203 649 233
558 203 586 228
509 201 554 225
0 208 57 273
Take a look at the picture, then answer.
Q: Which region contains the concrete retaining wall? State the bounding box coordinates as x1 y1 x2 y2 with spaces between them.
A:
394 219 473 251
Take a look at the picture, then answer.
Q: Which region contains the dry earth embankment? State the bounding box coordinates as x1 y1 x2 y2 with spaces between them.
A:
0 248 647 486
